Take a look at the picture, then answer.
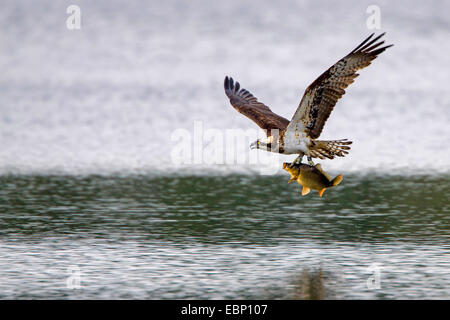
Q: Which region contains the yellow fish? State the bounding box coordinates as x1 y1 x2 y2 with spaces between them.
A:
282 162 343 197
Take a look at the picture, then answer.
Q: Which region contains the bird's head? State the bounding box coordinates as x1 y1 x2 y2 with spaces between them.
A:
250 137 273 151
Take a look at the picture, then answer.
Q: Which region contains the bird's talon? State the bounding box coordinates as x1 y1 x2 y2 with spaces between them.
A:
293 155 303 166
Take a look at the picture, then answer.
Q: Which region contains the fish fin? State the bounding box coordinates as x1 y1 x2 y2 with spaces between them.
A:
331 174 343 186
315 163 332 180
301 186 310 196
288 177 296 184
318 188 326 197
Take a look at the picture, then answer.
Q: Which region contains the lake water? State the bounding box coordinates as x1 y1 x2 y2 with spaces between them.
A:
0 0 449 299
0 174 449 299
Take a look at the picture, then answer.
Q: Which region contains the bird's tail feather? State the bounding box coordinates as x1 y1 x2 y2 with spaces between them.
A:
310 139 352 159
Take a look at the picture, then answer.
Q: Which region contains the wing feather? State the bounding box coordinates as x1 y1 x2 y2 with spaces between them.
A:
224 76 290 136
286 33 393 139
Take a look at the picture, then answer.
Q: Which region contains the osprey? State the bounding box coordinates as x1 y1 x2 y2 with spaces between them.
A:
224 33 392 165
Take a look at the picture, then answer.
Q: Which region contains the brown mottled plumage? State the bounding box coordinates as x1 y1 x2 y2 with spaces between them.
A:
287 33 393 140
224 76 290 137
224 33 392 160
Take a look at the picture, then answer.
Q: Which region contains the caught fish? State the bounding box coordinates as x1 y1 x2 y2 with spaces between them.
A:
282 162 343 197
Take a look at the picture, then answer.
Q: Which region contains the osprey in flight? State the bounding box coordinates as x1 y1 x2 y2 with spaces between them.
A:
224 33 392 165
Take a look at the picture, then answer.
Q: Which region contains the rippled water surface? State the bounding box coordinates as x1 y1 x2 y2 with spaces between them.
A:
0 174 449 299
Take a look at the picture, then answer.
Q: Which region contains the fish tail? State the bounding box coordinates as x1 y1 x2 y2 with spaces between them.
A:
331 174 343 187
318 188 326 197
312 139 352 159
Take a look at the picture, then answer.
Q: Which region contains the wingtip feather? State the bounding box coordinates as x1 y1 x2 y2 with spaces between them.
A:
351 33 375 53
359 33 386 52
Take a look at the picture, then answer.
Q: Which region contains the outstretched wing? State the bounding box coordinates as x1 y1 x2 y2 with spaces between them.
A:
224 76 290 136
285 33 393 139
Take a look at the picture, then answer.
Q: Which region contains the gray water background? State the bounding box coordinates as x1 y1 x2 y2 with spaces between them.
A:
0 0 449 299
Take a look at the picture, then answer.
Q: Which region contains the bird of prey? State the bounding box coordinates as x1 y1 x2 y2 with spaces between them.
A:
224 33 392 165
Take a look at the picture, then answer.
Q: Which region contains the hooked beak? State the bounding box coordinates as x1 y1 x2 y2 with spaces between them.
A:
250 141 258 150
